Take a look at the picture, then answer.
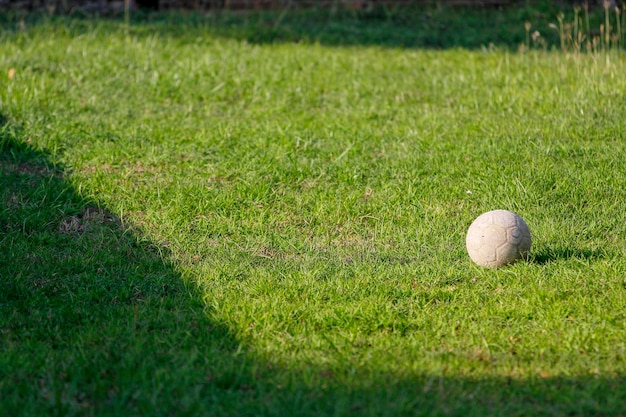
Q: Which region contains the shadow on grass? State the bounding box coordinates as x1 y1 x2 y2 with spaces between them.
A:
532 246 609 265
0 117 254 415
0 2 571 50
1 116 624 415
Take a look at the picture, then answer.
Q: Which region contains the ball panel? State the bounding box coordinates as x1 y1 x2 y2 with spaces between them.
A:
478 245 497 263
484 224 507 244
496 243 520 265
506 226 524 245
491 210 518 228
519 236 532 255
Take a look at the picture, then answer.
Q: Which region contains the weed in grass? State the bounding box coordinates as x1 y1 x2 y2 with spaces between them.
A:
537 1 626 53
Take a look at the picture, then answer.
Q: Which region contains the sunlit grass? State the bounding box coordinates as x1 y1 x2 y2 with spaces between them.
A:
1 12 626 416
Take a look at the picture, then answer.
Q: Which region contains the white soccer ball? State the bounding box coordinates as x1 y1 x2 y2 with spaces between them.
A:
466 210 531 268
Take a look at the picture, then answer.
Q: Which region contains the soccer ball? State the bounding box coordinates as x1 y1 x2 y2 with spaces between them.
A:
465 210 531 268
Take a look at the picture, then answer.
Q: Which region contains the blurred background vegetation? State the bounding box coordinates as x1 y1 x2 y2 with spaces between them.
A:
0 0 604 14
1 0 622 52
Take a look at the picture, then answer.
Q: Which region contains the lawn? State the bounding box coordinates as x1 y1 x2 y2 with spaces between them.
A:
1 5 626 416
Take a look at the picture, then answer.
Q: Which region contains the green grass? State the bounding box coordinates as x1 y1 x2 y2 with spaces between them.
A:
1 7 626 416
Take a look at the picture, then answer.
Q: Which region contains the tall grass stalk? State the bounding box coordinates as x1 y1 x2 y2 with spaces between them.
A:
573 6 581 52
547 4 626 54
124 0 131 35
604 0 610 49
584 2 591 39
557 12 566 51
617 6 623 50
623 4 626 47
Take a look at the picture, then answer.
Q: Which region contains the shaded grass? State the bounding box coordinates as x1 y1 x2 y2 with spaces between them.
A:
1 13 626 416
0 123 256 416
0 1 616 50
